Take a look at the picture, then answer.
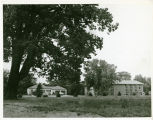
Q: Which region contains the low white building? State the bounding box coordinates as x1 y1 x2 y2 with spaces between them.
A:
27 84 67 96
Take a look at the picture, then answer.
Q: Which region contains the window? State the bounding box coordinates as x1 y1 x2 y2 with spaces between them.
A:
129 85 132 94
125 85 128 90
46 90 51 92
134 85 137 91
61 91 65 94
139 86 141 89
125 87 128 95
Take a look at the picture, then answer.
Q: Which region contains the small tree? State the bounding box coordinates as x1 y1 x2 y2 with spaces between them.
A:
118 91 121 96
84 59 117 95
56 91 61 97
71 83 81 97
36 83 43 97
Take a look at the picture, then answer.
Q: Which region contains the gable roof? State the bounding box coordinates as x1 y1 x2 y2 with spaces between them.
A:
114 80 143 85
28 84 66 90
43 85 66 90
28 85 38 89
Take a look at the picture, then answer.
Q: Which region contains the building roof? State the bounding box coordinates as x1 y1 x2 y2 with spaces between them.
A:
43 86 67 90
28 84 67 90
28 85 38 89
114 80 143 85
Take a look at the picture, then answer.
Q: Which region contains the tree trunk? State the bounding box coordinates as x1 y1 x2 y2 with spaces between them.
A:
5 48 24 99
19 52 35 81
5 43 37 99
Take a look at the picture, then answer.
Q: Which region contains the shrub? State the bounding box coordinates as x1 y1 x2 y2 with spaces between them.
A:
17 94 22 99
118 92 121 96
73 93 78 97
56 91 61 97
36 83 43 97
103 91 108 96
145 92 149 95
70 83 80 97
43 95 48 97
88 92 93 96
133 92 136 96
32 90 37 96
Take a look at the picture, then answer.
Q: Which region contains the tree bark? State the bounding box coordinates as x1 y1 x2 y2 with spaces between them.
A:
5 47 24 99
5 42 37 99
19 52 36 81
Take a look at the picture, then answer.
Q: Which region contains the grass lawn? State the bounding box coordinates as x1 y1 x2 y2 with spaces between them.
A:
3 95 151 117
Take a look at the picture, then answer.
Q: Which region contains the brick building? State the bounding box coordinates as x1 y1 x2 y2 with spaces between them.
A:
113 80 145 96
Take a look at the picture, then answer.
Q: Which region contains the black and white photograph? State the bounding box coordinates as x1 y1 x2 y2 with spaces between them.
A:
1 0 153 119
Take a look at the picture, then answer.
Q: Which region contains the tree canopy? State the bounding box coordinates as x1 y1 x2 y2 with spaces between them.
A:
134 74 151 95
116 71 131 81
84 59 117 95
4 5 118 99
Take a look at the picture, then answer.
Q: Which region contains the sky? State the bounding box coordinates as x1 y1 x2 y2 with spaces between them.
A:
3 1 153 83
95 2 153 78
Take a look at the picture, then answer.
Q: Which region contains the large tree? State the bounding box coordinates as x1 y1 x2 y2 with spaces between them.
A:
84 59 117 95
116 71 131 81
4 5 118 99
3 70 36 96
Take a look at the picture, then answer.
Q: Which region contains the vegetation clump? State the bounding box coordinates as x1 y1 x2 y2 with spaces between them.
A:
35 83 43 97
56 91 61 97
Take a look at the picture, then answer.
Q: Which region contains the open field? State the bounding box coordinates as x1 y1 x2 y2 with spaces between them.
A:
4 96 151 117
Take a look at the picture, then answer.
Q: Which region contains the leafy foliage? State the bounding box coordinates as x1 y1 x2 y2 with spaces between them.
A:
4 5 118 66
134 74 151 95
35 83 43 97
56 91 61 97
70 83 82 97
116 71 131 81
17 73 36 95
84 59 117 95
118 91 121 96
3 5 118 99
